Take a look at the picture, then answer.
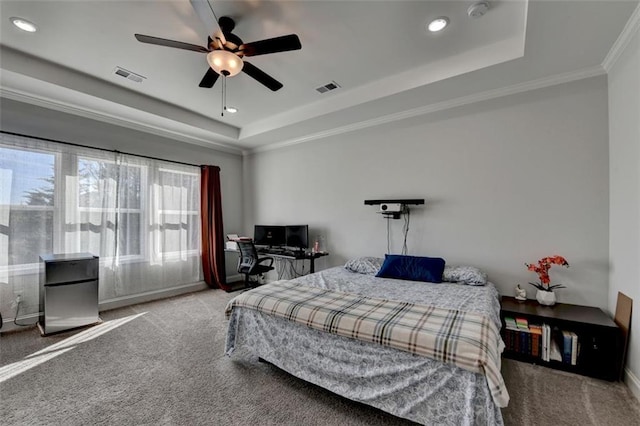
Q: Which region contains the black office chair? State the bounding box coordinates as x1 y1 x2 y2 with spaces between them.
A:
237 240 274 288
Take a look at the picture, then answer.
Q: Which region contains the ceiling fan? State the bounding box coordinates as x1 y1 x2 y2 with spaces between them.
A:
134 15 302 92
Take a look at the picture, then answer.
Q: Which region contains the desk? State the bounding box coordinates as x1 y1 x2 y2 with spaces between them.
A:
258 249 328 274
224 248 328 279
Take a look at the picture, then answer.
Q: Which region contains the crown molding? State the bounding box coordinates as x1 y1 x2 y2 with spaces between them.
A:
2 62 606 158
249 65 606 154
0 87 244 156
603 2 640 72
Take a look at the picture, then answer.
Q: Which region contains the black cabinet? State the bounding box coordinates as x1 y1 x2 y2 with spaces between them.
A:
500 296 621 381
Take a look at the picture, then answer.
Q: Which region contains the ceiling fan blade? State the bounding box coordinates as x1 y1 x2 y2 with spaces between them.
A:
242 61 283 91
189 0 226 46
134 34 209 53
241 34 302 57
198 68 219 88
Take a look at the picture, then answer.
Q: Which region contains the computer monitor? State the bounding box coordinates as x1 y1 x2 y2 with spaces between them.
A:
286 225 309 250
253 225 286 247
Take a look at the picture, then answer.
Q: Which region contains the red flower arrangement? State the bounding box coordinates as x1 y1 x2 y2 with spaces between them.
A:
526 255 569 292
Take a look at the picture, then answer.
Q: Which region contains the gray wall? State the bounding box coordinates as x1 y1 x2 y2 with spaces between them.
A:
608 25 640 397
244 76 610 309
0 98 243 284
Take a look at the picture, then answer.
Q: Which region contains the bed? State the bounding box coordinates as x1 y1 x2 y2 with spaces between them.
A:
225 263 507 425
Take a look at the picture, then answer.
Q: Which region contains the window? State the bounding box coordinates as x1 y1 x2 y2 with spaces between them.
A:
0 147 55 267
77 158 144 258
1 133 202 299
153 169 200 257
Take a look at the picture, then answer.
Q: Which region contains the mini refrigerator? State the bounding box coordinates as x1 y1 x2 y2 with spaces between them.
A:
39 253 100 335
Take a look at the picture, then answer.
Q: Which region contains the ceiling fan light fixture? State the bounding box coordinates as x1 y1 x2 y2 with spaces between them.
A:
225 107 238 113
10 17 37 33
427 17 449 32
207 50 243 77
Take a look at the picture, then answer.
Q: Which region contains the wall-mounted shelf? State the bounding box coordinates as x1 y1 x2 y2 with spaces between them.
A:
364 199 425 219
363 199 425 205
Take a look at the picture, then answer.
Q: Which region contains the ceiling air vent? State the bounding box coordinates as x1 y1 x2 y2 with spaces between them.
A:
316 81 341 94
113 67 146 83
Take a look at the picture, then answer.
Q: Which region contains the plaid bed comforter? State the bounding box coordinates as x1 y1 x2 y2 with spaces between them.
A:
225 281 509 407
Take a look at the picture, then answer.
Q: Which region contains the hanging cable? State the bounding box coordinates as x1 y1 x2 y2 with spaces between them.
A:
402 208 411 255
290 259 305 277
386 217 391 254
13 300 38 326
276 257 285 280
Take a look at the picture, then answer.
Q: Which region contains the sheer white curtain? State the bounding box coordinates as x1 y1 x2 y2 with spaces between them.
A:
119 153 201 298
0 133 201 317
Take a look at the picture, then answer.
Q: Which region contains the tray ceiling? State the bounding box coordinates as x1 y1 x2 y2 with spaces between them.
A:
0 1 637 152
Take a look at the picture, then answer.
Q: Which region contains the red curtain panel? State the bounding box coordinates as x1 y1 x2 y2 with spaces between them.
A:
200 165 229 290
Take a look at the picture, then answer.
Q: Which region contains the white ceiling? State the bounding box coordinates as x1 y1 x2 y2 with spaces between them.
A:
0 1 637 153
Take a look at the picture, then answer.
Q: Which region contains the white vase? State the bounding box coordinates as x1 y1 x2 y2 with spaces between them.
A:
536 289 556 306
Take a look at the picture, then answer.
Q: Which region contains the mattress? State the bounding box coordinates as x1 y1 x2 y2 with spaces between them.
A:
225 266 505 425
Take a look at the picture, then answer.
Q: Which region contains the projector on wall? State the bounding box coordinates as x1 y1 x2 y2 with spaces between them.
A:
378 203 403 214
364 199 425 220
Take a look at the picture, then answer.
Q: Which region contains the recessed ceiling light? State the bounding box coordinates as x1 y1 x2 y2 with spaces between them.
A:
225 107 238 114
10 17 37 33
427 17 449 33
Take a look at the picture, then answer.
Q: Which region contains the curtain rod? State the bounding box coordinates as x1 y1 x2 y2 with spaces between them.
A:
0 130 203 169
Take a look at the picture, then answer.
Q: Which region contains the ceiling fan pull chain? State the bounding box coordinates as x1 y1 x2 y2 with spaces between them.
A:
221 75 226 117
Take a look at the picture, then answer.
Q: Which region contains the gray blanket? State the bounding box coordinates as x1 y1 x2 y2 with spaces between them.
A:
225 266 505 425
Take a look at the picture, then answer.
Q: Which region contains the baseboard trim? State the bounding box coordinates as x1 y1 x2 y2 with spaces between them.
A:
625 367 640 402
99 281 209 312
0 281 209 334
1 313 40 333
226 274 242 283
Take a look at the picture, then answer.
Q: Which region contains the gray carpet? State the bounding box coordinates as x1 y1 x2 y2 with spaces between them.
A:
1 289 638 426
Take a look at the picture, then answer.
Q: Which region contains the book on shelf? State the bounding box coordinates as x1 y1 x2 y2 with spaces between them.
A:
541 324 547 361
505 317 518 330
543 324 551 362
529 325 542 358
516 317 529 330
558 329 580 365
502 317 580 366
549 338 562 362
502 317 545 358
570 331 578 366
562 330 573 364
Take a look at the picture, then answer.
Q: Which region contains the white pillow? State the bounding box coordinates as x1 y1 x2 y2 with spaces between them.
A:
442 265 487 286
344 257 384 275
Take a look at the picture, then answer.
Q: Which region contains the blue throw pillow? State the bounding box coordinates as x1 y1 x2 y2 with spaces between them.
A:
376 254 445 283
